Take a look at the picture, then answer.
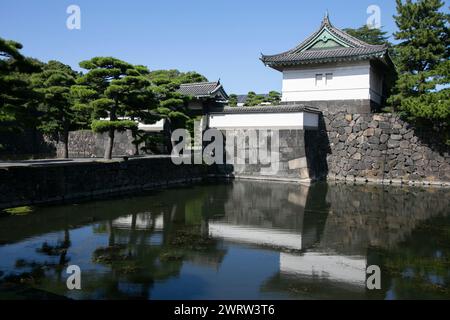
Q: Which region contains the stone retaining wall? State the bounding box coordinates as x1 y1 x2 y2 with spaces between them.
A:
216 129 313 182
0 157 209 209
54 130 168 158
60 130 141 158
291 100 450 185
0 130 56 160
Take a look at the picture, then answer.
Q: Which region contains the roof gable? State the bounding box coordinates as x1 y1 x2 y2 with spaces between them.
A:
261 14 389 70
302 29 349 51
176 81 229 100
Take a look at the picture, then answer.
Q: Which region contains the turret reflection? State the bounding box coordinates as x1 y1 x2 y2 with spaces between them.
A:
0 181 448 299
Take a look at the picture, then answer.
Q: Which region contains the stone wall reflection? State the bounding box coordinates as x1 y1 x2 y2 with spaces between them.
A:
1 180 449 299
319 183 450 255
218 180 310 231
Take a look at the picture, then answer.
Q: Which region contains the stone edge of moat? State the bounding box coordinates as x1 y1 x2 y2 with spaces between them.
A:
1 156 449 210
0 176 206 210
327 175 450 188
0 156 207 210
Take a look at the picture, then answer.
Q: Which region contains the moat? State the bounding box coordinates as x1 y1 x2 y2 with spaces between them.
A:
0 180 449 300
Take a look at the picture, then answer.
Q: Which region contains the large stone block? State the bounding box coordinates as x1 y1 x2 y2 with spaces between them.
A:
288 157 308 170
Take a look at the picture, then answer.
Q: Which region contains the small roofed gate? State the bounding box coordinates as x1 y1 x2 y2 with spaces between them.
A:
206 105 321 183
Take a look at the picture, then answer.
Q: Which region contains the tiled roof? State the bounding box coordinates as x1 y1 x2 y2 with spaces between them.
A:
261 15 389 69
209 104 321 114
262 46 387 65
176 81 228 99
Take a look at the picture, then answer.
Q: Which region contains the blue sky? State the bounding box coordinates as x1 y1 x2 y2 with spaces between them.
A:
0 0 399 94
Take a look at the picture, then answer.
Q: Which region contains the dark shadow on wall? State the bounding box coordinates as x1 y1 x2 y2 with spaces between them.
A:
214 130 234 176
0 129 56 160
305 114 330 181
302 182 330 248
405 120 450 155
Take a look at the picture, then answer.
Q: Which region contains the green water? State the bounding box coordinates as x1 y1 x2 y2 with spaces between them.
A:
0 181 449 300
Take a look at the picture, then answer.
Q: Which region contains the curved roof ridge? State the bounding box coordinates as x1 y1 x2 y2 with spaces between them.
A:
261 14 389 69
329 25 385 49
261 14 386 60
177 80 228 100
262 16 331 59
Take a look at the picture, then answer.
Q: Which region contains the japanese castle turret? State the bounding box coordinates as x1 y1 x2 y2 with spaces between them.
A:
261 14 395 109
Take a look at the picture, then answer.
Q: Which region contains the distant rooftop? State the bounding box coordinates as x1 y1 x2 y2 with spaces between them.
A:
176 81 229 100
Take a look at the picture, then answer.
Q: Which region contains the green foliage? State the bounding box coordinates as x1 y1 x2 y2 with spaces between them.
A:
79 57 160 158
267 91 281 104
32 61 82 144
376 215 450 298
228 94 238 107
69 85 97 128
148 69 206 87
0 38 211 157
160 97 184 109
388 0 449 142
0 37 42 133
91 120 137 133
138 132 165 154
243 91 281 106
3 206 34 216
77 57 132 116
343 25 397 65
244 91 265 106
343 25 391 45
147 69 208 130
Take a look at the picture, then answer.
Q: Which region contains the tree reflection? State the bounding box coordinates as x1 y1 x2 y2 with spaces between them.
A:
0 229 72 299
87 187 227 299
0 181 449 300
370 215 450 299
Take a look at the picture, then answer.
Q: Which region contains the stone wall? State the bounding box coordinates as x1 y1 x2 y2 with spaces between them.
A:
216 129 312 182
0 129 168 160
60 130 140 158
294 100 450 185
0 157 210 209
0 129 57 160
55 130 168 158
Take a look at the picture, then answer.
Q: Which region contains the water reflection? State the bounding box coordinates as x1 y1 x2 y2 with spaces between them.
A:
0 181 448 299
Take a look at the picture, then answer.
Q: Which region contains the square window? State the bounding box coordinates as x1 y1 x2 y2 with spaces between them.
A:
315 74 323 86
325 73 333 85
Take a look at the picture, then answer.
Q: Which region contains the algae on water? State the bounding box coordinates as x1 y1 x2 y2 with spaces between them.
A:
3 206 34 216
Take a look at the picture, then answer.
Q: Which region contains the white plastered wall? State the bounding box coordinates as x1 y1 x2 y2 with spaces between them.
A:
281 61 372 102
208 112 319 130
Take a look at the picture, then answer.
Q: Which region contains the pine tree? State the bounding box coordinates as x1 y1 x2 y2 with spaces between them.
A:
113 65 159 155
77 57 140 159
244 91 265 106
343 25 391 45
267 91 281 105
147 70 207 129
32 61 79 158
147 70 208 150
0 38 41 135
228 94 238 107
388 0 449 141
